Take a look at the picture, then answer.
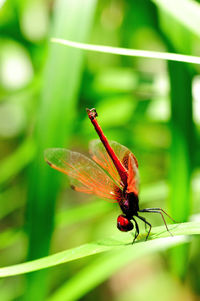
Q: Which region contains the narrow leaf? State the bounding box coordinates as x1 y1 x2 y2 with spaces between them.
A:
48 236 187 301
51 38 200 65
0 221 199 278
152 0 200 38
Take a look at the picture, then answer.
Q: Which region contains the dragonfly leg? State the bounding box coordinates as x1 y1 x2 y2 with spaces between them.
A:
141 208 176 223
137 215 152 241
132 217 139 243
139 209 173 236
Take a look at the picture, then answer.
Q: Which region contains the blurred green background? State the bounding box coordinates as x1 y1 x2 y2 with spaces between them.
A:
0 0 200 300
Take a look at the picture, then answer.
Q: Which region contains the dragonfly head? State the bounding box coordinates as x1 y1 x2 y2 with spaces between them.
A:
86 108 98 120
117 215 133 232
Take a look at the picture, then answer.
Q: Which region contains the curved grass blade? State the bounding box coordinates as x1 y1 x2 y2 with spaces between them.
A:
51 38 200 65
48 236 187 301
0 221 199 278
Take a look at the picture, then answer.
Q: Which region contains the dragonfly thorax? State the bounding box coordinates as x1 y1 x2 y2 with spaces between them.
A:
119 190 139 218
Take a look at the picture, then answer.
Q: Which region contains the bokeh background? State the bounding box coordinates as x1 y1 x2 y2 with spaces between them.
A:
0 0 200 300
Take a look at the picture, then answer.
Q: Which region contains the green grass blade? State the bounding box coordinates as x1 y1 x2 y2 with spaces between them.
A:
48 237 187 301
168 61 194 278
168 62 193 222
152 0 200 38
51 38 200 65
25 0 97 299
0 221 199 278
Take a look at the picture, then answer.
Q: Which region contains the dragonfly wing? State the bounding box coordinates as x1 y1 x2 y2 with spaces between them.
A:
127 153 140 195
44 148 120 201
89 139 138 187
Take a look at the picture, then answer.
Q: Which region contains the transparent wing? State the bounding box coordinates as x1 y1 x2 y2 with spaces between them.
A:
44 148 119 201
127 153 140 195
89 139 138 188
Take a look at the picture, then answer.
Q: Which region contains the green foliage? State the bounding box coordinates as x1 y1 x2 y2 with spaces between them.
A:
0 0 200 300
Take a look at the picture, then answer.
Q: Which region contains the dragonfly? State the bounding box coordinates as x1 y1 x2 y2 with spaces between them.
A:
44 108 174 241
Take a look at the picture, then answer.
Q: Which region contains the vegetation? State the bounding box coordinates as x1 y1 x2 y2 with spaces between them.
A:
0 0 200 300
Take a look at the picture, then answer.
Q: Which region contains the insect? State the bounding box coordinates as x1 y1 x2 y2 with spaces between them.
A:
44 108 174 241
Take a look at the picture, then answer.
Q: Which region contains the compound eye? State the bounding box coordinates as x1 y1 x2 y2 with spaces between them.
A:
117 215 133 232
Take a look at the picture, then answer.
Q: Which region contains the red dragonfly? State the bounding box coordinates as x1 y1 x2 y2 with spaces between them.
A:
44 108 174 241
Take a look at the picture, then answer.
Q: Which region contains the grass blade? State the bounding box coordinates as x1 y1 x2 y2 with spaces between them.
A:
168 61 194 278
25 0 97 299
0 221 199 278
51 38 200 65
48 237 187 301
152 0 200 38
